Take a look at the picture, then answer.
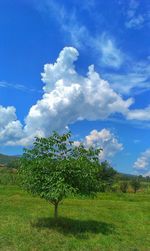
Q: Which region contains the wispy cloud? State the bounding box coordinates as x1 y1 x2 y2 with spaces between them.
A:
33 0 91 49
127 106 150 121
125 0 149 29
96 33 124 69
105 60 150 95
0 81 40 93
33 0 124 69
133 139 140 144
125 15 144 29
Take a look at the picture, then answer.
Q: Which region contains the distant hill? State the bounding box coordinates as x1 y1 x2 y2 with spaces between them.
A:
119 172 137 179
0 153 19 166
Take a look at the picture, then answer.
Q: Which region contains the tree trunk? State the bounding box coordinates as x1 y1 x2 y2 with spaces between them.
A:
54 202 58 220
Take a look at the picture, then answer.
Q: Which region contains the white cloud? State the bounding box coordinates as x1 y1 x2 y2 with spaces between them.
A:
33 1 124 69
0 47 150 146
125 0 148 29
24 47 132 141
33 0 150 98
0 106 23 145
61 12 90 50
0 81 38 93
41 47 79 92
105 61 150 95
34 0 89 49
84 129 123 160
0 121 23 146
134 148 150 176
0 106 17 128
74 128 123 160
0 47 132 146
125 15 144 29
127 106 150 121
96 34 124 68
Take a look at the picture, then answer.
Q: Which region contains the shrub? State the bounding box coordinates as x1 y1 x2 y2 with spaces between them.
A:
0 168 18 185
130 178 141 193
120 181 128 193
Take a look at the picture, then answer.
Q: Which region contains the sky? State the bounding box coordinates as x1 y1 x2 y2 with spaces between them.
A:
0 0 150 176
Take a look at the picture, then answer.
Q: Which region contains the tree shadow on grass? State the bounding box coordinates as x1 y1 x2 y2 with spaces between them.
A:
31 217 115 238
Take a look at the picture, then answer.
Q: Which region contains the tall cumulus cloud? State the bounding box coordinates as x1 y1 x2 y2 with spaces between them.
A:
0 47 149 146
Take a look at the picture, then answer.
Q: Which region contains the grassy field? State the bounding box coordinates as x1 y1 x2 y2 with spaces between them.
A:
0 185 150 251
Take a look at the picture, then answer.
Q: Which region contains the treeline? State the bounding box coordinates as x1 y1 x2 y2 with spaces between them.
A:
93 160 150 193
1 155 149 194
0 131 149 195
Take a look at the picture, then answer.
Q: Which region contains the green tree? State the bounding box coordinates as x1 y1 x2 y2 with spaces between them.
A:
130 178 141 193
19 131 101 219
120 181 128 193
98 161 117 192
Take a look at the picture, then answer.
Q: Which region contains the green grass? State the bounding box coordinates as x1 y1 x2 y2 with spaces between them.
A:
0 185 150 251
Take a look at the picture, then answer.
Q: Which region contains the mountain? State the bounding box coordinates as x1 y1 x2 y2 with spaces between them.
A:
0 153 19 166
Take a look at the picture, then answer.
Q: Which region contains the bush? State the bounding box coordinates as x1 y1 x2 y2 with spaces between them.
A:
0 168 18 185
111 183 120 192
98 161 117 192
120 181 128 193
130 178 141 193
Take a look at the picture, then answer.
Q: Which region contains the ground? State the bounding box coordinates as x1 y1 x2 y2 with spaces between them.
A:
0 185 150 251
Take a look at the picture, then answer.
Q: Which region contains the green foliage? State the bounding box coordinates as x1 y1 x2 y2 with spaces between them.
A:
120 181 128 193
0 168 18 185
19 131 101 218
7 159 20 169
111 183 120 192
98 161 117 192
130 178 141 193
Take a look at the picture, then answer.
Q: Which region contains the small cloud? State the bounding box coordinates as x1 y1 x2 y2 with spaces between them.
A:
0 106 23 145
133 139 140 144
74 128 123 160
134 148 150 176
125 0 149 29
127 106 150 121
125 14 144 29
96 34 124 69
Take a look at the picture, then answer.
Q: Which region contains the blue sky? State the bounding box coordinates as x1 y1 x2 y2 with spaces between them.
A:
0 0 150 175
